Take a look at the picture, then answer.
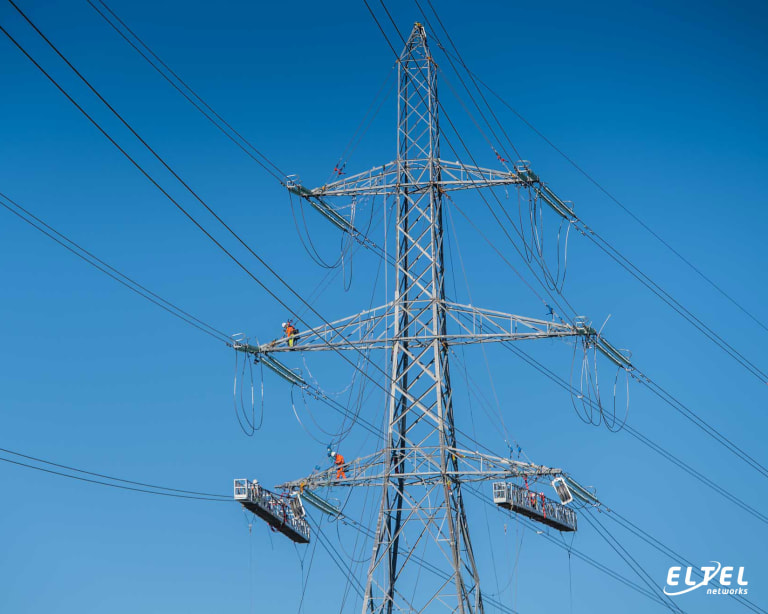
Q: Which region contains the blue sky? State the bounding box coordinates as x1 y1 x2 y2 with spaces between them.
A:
1 0 767 612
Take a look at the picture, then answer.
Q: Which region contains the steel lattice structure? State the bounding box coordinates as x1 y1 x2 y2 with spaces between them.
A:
235 23 631 614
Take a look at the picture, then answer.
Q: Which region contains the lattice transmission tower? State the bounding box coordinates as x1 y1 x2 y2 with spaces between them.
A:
233 22 630 614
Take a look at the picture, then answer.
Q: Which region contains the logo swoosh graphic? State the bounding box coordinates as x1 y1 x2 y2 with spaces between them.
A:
664 561 722 596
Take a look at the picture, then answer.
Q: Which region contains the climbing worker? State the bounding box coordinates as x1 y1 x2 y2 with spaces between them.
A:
329 448 346 480
251 479 260 499
282 320 299 347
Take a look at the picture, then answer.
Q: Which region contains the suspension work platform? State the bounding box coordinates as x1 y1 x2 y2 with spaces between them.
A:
493 482 577 532
234 479 310 543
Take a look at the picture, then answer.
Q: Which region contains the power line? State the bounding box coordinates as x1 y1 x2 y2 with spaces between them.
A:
0 445 229 498
578 222 768 384
630 370 768 480
0 191 229 344
414 1 768 385
462 60 768 338
582 510 683 613
306 515 367 600
86 0 288 185
92 0 400 288
0 452 230 502
416 0 524 165
602 508 763 613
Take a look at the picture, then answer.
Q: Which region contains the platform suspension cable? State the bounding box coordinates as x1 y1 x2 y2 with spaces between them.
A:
305 515 368 600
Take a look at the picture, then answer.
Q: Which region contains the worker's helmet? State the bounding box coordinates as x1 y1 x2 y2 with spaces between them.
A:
281 322 287 328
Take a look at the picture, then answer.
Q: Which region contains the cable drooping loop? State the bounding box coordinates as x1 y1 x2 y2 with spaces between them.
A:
255 358 265 431
289 190 344 270
233 345 262 435
606 360 631 433
521 187 570 293
569 335 629 431
290 387 329 444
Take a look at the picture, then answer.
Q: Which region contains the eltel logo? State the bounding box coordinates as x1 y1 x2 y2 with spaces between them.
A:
664 562 749 596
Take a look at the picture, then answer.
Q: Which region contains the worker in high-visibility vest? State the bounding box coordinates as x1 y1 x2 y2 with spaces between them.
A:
282 320 299 347
329 448 346 480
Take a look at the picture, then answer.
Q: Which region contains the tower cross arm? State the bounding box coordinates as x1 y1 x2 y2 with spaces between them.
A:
293 158 529 200
276 447 564 491
232 301 633 373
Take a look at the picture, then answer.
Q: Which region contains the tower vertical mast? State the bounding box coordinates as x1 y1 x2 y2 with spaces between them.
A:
363 23 483 614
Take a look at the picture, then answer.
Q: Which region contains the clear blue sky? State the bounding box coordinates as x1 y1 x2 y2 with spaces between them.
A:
1 1 767 612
